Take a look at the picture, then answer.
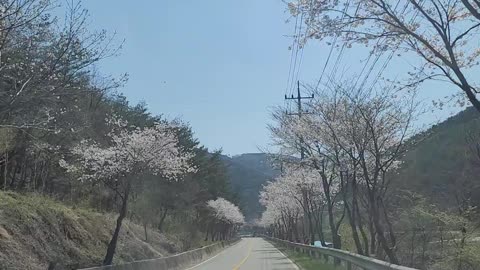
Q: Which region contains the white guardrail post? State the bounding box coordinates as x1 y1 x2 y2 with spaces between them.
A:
262 236 419 270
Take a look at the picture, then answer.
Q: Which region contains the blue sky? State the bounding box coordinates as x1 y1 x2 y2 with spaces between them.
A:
79 0 459 155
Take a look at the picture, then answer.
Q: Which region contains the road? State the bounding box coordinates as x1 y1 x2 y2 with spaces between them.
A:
185 237 299 270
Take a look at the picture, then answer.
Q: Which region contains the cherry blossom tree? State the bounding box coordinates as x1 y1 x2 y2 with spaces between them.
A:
289 0 480 111
259 164 329 244
206 198 245 240
279 165 325 244
259 178 304 241
270 110 345 250
62 116 195 265
269 82 416 263
309 84 415 263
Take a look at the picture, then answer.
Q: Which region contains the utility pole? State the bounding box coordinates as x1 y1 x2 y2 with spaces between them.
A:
285 81 315 245
285 81 314 159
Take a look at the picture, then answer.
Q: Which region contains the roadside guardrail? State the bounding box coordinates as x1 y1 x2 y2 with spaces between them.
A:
264 236 418 270
79 238 240 270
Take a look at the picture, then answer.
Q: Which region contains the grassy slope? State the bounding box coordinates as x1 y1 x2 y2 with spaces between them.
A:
0 191 178 270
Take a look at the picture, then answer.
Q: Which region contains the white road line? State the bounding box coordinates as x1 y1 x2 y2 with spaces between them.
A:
184 239 244 270
272 243 300 270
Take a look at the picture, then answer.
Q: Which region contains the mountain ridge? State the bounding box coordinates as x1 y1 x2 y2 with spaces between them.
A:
221 153 280 222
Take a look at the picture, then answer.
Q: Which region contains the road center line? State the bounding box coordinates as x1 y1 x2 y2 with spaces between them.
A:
184 240 243 270
232 240 253 270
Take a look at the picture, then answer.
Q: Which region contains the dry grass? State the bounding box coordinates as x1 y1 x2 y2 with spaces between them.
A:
0 191 178 269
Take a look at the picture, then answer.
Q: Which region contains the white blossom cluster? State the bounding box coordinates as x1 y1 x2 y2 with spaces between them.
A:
259 165 327 227
272 88 410 185
60 118 195 182
207 197 245 225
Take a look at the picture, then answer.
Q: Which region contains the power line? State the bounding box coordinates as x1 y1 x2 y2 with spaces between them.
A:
314 35 338 91
285 14 300 98
365 2 422 93
315 0 354 91
293 30 306 92
285 12 301 114
290 12 305 96
354 1 403 94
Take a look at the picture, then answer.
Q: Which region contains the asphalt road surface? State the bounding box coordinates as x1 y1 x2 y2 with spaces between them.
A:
185 237 299 270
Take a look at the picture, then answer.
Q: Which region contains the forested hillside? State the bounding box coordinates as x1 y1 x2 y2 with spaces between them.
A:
394 107 480 209
222 153 279 221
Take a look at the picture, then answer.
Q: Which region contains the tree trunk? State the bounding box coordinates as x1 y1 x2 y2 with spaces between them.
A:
103 186 130 266
356 205 370 256
3 150 7 190
353 184 369 255
158 208 168 232
368 214 376 254
409 231 416 267
306 209 315 245
456 70 480 113
317 165 342 250
325 188 341 249
293 217 300 242
372 202 399 264
342 174 364 255
345 202 363 255
317 207 326 246
144 222 148 241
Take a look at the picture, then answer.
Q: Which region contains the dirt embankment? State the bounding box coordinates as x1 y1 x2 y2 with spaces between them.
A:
0 192 178 270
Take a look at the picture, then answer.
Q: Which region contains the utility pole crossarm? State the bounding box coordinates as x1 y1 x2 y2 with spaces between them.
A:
284 95 315 100
284 81 315 159
285 81 314 116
